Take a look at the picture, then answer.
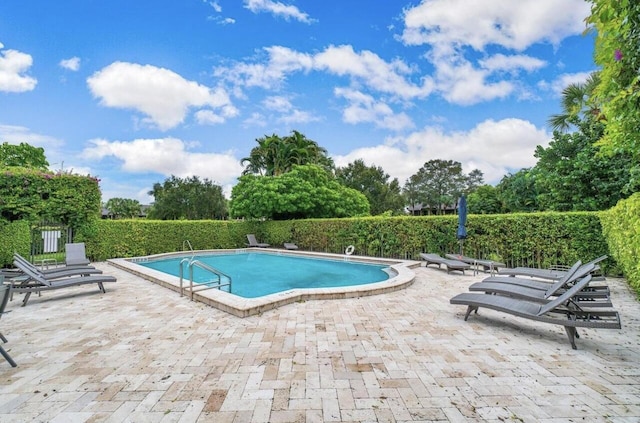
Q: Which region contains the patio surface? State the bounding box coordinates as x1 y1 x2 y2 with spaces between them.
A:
0 262 639 422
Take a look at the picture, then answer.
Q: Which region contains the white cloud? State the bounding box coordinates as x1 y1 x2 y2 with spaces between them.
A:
333 118 550 185
87 62 236 130
539 71 592 96
0 47 37 92
244 0 315 24
0 124 64 150
59 57 81 71
314 45 434 99
259 95 320 125
82 137 243 186
479 54 546 74
400 0 589 105
206 1 222 12
335 87 414 131
401 0 589 51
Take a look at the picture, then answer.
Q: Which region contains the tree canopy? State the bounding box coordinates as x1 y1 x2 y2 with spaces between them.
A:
241 130 334 176
335 159 404 215
147 175 227 220
105 198 142 219
403 159 484 215
587 0 640 187
230 164 369 220
0 142 49 170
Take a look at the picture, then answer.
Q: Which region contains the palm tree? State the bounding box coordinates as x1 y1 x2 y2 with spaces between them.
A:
547 72 601 132
240 131 334 176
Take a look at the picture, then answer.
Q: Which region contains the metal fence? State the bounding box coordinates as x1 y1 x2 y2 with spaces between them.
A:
29 221 74 265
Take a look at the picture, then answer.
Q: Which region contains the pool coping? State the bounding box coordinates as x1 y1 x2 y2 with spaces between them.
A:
108 248 420 317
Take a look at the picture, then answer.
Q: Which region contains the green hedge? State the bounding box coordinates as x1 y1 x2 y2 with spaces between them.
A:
264 212 612 271
0 220 30 265
75 220 253 260
600 192 640 294
76 212 612 273
0 167 101 226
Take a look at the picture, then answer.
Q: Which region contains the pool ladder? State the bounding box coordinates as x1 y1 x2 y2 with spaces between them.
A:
179 244 232 300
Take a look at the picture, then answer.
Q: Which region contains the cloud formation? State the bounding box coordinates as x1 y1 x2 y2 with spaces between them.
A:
87 62 237 130
333 118 550 185
400 0 590 105
244 0 315 24
0 45 37 92
82 137 244 186
60 57 81 71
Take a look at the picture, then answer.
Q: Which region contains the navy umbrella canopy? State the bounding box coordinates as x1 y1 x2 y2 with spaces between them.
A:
457 195 467 254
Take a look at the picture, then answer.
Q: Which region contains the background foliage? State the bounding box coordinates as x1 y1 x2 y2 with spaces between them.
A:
0 167 101 226
600 192 640 292
230 164 370 220
69 212 613 274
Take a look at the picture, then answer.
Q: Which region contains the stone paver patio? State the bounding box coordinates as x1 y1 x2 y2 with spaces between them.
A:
0 262 639 422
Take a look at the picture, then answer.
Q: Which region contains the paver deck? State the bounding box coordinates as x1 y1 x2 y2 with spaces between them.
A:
0 262 638 422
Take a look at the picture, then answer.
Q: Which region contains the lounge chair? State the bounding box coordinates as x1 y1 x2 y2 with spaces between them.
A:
65 242 91 266
468 262 612 307
444 253 505 275
10 257 116 306
420 253 470 274
246 234 270 248
497 255 608 281
284 243 298 250
0 285 17 367
13 253 102 278
450 275 621 349
476 261 611 300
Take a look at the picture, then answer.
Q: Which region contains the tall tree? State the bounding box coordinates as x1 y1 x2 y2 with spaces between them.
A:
231 164 369 220
534 116 634 211
406 159 478 215
147 175 227 220
335 159 404 215
240 131 333 176
402 175 422 216
496 169 538 213
547 73 601 133
105 198 142 219
0 142 49 170
587 1 640 166
467 185 501 214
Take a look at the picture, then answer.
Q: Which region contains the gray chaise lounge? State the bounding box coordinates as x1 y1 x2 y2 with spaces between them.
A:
246 234 270 248
450 275 621 349
11 257 116 306
420 253 471 274
497 255 608 281
0 285 17 367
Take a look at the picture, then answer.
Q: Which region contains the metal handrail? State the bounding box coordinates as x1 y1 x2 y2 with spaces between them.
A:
179 258 232 300
183 240 194 258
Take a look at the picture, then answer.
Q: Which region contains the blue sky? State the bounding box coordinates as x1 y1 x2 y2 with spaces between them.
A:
0 0 596 203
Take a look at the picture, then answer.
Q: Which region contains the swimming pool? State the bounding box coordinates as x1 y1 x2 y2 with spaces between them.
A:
138 252 392 298
108 249 418 317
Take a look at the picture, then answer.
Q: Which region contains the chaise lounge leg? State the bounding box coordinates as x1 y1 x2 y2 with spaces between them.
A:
0 332 7 343
464 306 478 321
98 282 105 293
564 326 578 350
0 345 17 367
21 292 31 307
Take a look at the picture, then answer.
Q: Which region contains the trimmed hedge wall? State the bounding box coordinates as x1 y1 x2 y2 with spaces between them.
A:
0 220 31 265
600 192 640 294
263 212 613 271
74 212 613 274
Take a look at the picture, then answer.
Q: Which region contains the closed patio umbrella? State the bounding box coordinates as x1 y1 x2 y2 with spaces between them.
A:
456 195 467 255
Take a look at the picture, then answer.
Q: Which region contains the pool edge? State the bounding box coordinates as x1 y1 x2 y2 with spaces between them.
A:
108 248 419 317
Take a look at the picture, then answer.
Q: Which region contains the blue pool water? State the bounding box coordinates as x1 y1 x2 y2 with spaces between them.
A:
139 252 391 298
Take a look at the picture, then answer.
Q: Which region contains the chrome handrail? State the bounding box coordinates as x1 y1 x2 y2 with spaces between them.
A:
179 257 232 300
182 240 194 258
